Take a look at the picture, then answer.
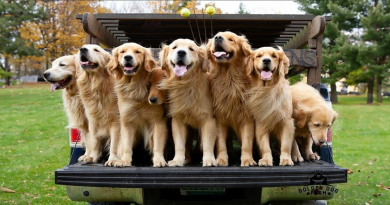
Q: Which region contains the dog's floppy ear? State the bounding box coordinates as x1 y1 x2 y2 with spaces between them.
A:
159 44 169 70
199 46 209 72
245 53 255 76
239 35 252 57
332 110 338 124
144 48 156 73
106 47 122 78
293 105 310 128
277 46 290 75
205 39 213 59
103 50 111 66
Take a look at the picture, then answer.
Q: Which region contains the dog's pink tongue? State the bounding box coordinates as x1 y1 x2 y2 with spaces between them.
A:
213 51 226 57
261 71 273 79
174 65 187 77
50 83 57 92
124 67 135 71
80 61 89 65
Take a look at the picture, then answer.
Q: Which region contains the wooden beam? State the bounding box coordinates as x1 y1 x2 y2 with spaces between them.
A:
283 16 326 49
82 13 121 48
284 49 317 67
77 14 321 21
307 35 323 87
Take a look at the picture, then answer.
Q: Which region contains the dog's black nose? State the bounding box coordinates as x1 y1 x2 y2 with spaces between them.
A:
318 139 326 144
263 58 271 64
80 47 88 53
124 55 133 61
215 36 223 42
177 50 186 58
149 97 157 104
43 72 50 79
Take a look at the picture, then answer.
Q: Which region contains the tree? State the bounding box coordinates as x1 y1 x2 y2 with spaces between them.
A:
236 2 250 14
296 0 390 104
359 2 390 103
0 0 46 85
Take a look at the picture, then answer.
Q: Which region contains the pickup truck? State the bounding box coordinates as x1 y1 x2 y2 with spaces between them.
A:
55 13 347 205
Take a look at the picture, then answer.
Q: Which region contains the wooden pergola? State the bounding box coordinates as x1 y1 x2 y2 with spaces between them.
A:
76 13 331 88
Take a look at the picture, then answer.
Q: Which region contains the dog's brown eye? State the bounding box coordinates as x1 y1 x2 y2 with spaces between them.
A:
272 54 277 58
135 50 141 54
94 49 100 52
314 123 320 127
59 63 65 66
228 38 233 42
257 55 262 58
189 47 194 51
173 46 177 49
120 50 125 53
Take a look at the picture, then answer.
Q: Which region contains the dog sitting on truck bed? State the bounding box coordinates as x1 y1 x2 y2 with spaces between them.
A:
76 44 120 166
206 31 256 167
290 82 338 161
246 46 295 166
159 39 218 167
106 42 168 167
43 55 89 154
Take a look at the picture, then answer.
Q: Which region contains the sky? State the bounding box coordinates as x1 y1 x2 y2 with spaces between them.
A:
103 1 305 14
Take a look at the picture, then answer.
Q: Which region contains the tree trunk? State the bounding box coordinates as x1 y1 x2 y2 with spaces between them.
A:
330 82 338 104
367 77 374 104
4 57 11 86
377 76 382 103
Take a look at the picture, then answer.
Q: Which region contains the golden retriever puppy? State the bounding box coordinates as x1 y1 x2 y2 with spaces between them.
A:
43 55 89 156
246 46 295 166
148 68 167 105
76 44 120 166
159 39 217 167
206 31 256 167
290 82 338 161
107 43 168 167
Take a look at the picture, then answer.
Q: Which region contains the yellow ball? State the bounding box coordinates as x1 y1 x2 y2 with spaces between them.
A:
181 8 190 17
206 6 215 15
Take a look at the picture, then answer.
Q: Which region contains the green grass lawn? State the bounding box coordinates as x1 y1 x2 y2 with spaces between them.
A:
1 85 390 204
330 95 390 205
0 83 81 204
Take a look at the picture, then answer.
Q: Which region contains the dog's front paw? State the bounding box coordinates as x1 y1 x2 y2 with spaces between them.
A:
78 155 89 162
202 156 217 167
306 153 320 161
292 155 304 163
216 156 228 166
259 158 273 166
279 157 294 166
82 156 99 164
168 158 185 167
153 156 167 167
104 159 117 167
114 160 132 167
241 156 257 167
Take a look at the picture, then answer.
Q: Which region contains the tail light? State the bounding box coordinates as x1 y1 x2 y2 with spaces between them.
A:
70 128 82 144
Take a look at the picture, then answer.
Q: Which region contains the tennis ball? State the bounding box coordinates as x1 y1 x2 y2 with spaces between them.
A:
181 8 190 17
206 6 215 15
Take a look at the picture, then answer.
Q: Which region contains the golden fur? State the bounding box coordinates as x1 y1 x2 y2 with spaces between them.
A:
206 31 256 166
159 39 218 167
44 55 89 151
107 42 168 167
246 46 295 166
290 82 338 161
76 44 120 166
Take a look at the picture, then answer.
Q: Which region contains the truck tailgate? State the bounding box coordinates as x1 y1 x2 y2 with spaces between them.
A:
55 160 346 188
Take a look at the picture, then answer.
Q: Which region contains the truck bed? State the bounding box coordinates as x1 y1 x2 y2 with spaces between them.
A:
55 160 346 188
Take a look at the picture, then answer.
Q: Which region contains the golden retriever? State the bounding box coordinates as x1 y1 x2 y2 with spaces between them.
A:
106 42 168 167
246 46 295 166
290 82 338 161
43 55 89 153
76 44 120 166
159 39 217 167
206 31 256 166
